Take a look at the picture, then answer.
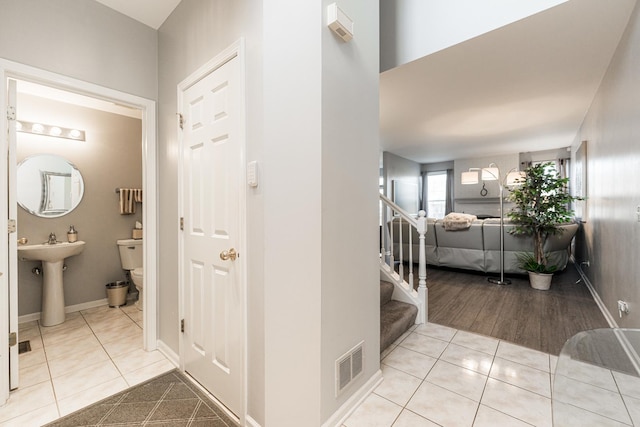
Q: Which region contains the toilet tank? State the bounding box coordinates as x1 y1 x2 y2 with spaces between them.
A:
117 239 143 270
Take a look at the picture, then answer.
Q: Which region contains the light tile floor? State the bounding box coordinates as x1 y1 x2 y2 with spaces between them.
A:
345 323 560 427
0 304 175 426
4 313 635 427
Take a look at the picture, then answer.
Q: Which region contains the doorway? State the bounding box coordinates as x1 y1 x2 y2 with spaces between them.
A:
178 40 247 421
0 59 158 405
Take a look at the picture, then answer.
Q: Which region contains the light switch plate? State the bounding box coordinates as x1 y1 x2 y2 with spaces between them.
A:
247 161 258 188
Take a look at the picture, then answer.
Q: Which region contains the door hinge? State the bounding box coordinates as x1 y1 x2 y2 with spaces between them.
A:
8 219 16 234
177 113 184 130
180 217 184 231
180 319 185 333
7 105 16 121
9 332 17 347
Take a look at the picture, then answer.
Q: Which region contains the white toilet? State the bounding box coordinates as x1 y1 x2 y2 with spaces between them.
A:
117 238 144 310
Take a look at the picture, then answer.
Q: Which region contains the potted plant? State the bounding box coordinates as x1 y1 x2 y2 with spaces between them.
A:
508 162 581 290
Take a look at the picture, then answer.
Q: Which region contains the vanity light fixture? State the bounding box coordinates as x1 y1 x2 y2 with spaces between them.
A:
16 120 86 141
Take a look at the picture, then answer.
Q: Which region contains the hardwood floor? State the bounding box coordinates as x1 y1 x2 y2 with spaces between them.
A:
422 262 609 355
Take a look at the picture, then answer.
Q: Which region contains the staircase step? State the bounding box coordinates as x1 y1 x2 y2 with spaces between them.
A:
380 300 418 353
380 280 394 307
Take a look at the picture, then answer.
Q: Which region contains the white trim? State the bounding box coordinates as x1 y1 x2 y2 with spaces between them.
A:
379 265 425 324
156 340 180 367
0 73 8 403
0 59 158 402
245 415 262 427
574 257 618 328
177 38 247 424
322 369 384 427
183 371 241 425
18 298 111 324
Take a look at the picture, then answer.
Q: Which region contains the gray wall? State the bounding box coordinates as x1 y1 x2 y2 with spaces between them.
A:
157 0 266 423
573 1 640 327
5 1 381 424
16 95 142 315
320 0 380 420
454 153 519 217
422 160 454 173
160 1 379 425
0 0 156 317
0 0 158 100
382 151 421 202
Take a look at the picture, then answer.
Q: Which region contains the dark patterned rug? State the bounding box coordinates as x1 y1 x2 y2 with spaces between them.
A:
45 369 237 426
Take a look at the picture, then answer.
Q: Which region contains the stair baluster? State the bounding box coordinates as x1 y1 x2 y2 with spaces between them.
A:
379 194 428 325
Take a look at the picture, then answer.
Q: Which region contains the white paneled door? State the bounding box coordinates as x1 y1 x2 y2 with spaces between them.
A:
180 51 244 418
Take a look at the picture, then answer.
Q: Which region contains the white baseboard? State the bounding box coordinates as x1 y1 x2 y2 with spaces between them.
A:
322 369 384 427
182 370 241 426
156 340 179 367
245 415 262 427
574 259 618 328
18 298 110 324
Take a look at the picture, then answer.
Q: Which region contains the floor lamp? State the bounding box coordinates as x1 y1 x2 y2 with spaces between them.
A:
461 164 524 285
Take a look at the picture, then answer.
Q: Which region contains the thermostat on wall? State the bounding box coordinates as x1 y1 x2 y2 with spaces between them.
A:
327 3 353 42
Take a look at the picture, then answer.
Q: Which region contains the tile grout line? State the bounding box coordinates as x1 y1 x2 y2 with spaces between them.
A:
82 307 143 388
373 326 555 427
469 338 497 427
49 306 141 422
8 306 153 425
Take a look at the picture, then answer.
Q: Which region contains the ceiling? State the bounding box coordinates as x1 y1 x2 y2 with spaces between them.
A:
94 0 180 29
93 1 636 164
380 0 637 163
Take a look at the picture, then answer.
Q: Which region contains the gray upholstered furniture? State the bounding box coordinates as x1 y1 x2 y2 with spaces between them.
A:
388 217 578 274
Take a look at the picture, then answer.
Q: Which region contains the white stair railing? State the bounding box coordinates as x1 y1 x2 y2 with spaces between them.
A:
379 194 428 324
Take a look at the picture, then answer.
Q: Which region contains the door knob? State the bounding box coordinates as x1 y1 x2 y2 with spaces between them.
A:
220 248 238 261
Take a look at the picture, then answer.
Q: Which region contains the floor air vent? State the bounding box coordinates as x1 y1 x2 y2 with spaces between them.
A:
336 341 364 396
18 340 31 354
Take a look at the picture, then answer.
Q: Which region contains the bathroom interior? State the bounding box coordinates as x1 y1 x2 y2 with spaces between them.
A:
14 80 144 349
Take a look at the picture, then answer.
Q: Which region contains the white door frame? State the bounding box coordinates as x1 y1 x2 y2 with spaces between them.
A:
0 59 158 405
177 38 247 424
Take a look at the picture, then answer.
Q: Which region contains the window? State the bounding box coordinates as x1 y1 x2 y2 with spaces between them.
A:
533 160 558 177
426 171 447 219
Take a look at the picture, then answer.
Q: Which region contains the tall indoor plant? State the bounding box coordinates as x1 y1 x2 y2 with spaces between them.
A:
508 162 580 289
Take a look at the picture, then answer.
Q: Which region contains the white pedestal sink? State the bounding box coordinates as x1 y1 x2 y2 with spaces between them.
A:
18 241 85 326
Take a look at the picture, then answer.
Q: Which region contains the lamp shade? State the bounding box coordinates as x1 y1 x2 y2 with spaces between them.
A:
481 167 499 181
461 171 478 185
506 171 525 186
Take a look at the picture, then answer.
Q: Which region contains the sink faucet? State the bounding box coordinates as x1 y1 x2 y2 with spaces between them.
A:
48 233 57 245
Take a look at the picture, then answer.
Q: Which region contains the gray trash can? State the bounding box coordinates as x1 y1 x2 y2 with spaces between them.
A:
106 281 128 307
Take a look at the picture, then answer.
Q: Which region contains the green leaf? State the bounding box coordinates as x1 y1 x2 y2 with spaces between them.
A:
507 162 583 267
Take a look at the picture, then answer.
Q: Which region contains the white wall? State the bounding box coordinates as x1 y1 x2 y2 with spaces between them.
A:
0 0 158 100
380 0 568 72
573 1 640 327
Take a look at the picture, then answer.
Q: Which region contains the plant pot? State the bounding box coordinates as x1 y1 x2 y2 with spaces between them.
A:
528 271 553 290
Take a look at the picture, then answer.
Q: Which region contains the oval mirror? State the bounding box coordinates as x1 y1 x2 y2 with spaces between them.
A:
17 154 84 218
